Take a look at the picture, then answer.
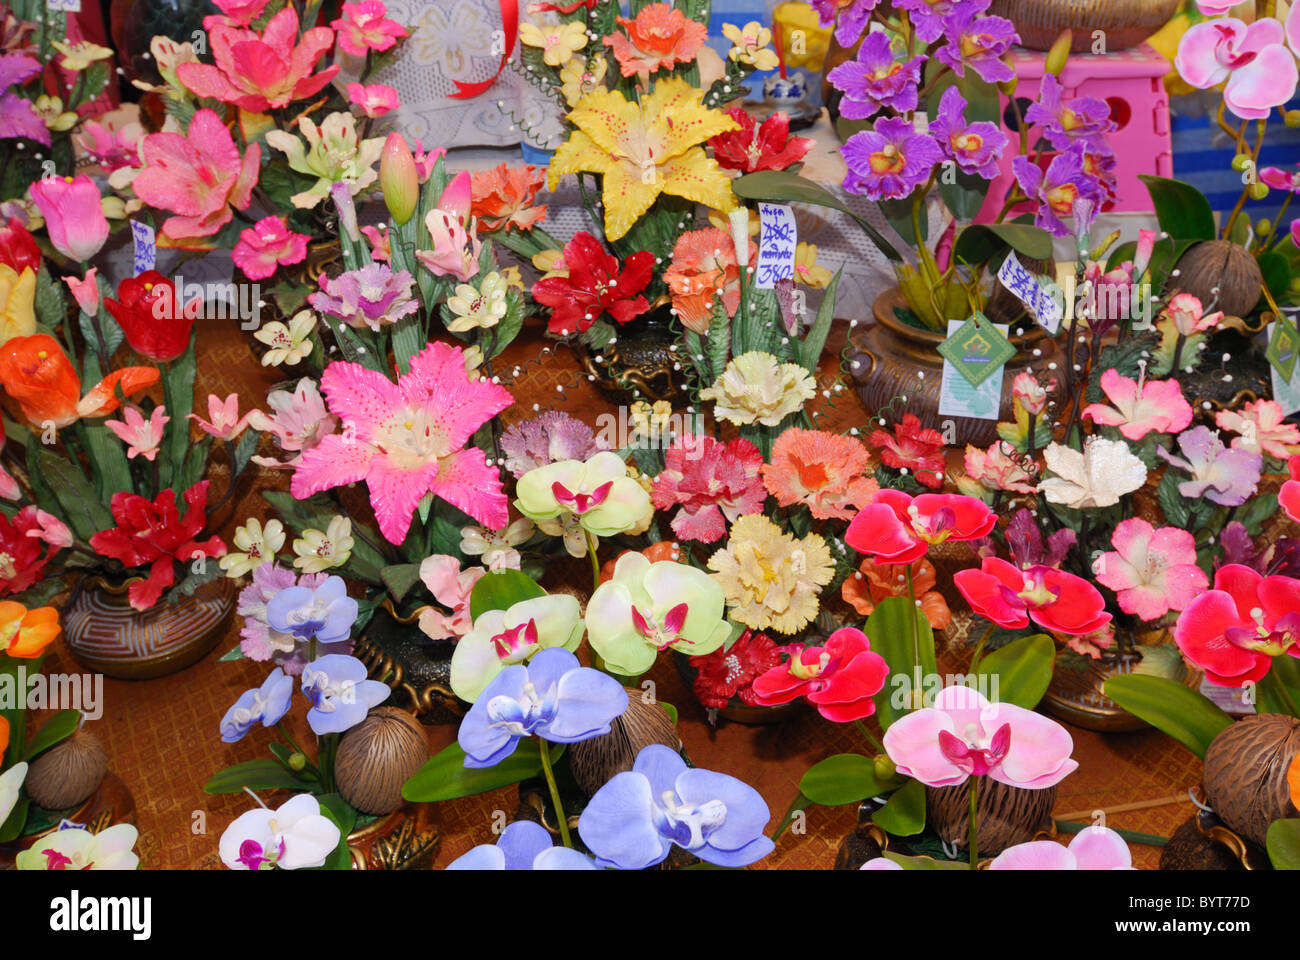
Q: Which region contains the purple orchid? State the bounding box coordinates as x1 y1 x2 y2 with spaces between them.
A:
1025 74 1115 151
219 668 294 743
935 8 1018 84
841 116 943 200
894 0 990 45
810 0 884 48
1004 508 1076 570
1012 143 1105 237
499 410 610 479
826 31 924 118
1219 522 1300 578
299 653 390 735
457 647 628 769
308 262 419 332
446 819 598 870
928 86 1007 179
578 744 775 870
1158 426 1262 507
265 574 359 646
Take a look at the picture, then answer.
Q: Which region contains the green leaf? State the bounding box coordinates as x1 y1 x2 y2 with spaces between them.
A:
952 223 1054 265
1138 175 1216 242
871 777 926 836
1267 819 1300 870
23 710 80 761
312 792 358 870
381 563 423 604
402 739 564 803
218 644 245 662
164 333 198 494
32 447 113 540
203 758 315 794
1258 251 1290 307
0 797 30 843
32 265 65 329
866 596 938 732
1103 674 1232 759
231 428 259 476
882 850 970 870
469 569 546 621
1258 660 1300 716
1156 470 1191 529
796 270 841 373
974 634 1055 709
799 753 889 806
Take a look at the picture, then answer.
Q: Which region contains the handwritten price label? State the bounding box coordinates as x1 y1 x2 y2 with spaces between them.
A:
755 203 796 290
130 220 156 275
46 0 81 11
998 252 1064 334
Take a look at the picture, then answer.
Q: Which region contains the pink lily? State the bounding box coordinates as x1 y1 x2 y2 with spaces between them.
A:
289 342 514 544
882 685 1078 789
132 108 261 241
1092 517 1208 622
29 175 109 262
331 1 408 58
361 225 390 261
1082 366 1193 441
62 267 100 316
190 393 252 441
1216 399 1300 460
1165 292 1222 336
1132 228 1159 278
346 82 400 119
411 139 446 182
246 379 338 469
22 508 73 549
1175 17 1298 120
232 216 309 282
990 825 1134 870
416 172 481 283
416 554 485 640
105 405 169 461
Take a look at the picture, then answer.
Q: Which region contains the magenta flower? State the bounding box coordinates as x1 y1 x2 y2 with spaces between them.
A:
133 109 260 241
1013 143 1103 238
0 54 46 146
499 411 609 479
929 86 1006 180
202 0 270 28
308 263 419 332
1261 163 1300 194
29 175 109 262
883 685 1078 789
1174 564 1300 687
1158 425 1262 507
1082 368 1193 441
190 393 252 442
1002 508 1075 571
246 379 337 470
232 216 308 281
841 117 943 201
1216 399 1300 460
990 826 1134 870
1176 16 1298 120
955 557 1111 636
346 82 400 119
290 342 514 544
810 0 884 47
846 490 996 565
1025 74 1114 151
826 31 923 119
935 8 1018 84
1093 518 1208 622
105 405 169 461
330 1 408 58
893 0 988 45
651 435 766 544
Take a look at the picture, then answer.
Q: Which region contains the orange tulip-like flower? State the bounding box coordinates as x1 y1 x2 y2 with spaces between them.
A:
0 334 159 428
0 602 61 658
604 2 707 78
842 556 951 631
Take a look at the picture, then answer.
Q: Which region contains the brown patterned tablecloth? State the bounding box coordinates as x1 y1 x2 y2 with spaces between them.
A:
32 317 1204 870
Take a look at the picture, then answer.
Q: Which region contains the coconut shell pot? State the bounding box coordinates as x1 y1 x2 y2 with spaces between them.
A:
334 707 429 815
1201 713 1300 850
23 727 108 811
926 779 1058 856
987 0 1181 52
568 692 680 797
1170 240 1264 321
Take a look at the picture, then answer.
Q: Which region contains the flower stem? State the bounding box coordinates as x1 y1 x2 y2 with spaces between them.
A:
854 719 886 756
905 567 922 681
537 738 572 848
967 776 979 869
584 528 600 594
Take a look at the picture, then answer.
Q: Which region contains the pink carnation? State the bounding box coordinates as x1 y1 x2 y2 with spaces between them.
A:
651 435 766 543
232 216 309 281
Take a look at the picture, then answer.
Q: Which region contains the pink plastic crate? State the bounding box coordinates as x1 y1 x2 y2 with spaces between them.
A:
974 43 1173 223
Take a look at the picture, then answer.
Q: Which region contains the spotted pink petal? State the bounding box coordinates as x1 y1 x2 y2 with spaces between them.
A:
318 359 404 446
289 432 374 499
400 341 513 450
365 452 441 545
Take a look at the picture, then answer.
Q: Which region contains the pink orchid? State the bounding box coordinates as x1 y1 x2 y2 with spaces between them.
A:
62 267 100 316
360 224 390 261
1165 292 1222 336
962 442 1037 496
989 825 1134 870
410 139 446 182
1132 228 1159 278
1092 518 1208 622
105 405 169 461
416 172 481 283
882 685 1078 789
176 8 340 113
1175 17 1298 120
190 393 252 441
346 82 400 119
1216 399 1300 460
650 435 766 543
1196 0 1238 14
290 342 514 544
21 508 72 549
28 175 109 262
132 108 261 241
232 216 309 281
1082 367 1193 441
331 1 408 58
845 490 996 565
955 556 1112 636
1261 163 1300 194
1283 455 1300 523
246 379 338 469
202 0 270 28
416 554 485 640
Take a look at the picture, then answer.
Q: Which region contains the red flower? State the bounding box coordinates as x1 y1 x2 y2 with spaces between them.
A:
709 107 813 174
0 508 51 596
532 232 654 335
104 271 200 361
689 628 783 708
869 413 946 488
1174 564 1300 687
846 489 995 565
88 481 226 610
1281 454 1300 523
954 556 1112 637
750 627 889 722
0 218 40 274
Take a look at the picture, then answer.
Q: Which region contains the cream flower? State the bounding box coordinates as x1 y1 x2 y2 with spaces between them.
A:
51 39 113 71
722 21 780 71
264 112 384 209
15 823 139 870
559 53 608 106
255 310 316 366
701 351 817 427
520 20 588 67
1038 438 1147 510
460 517 535 570
446 271 508 333
292 516 354 573
629 399 673 437
34 95 77 132
463 344 485 380
531 248 567 280
707 514 834 634
220 518 286 578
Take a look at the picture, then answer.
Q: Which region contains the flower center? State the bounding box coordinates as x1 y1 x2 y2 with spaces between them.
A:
908 504 956 544
868 144 905 175
1016 568 1061 608
486 680 554 737
0 552 15 579
379 407 451 467
656 791 727 850
552 479 613 515
631 602 690 651
1046 183 1079 215
938 721 1011 776
491 618 540 662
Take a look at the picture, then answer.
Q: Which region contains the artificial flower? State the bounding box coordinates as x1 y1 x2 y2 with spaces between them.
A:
1025 74 1114 151
1158 425 1262 507
955 556 1112 636
300 654 389 734
219 794 339 870
232 217 309 281
500 410 608 478
104 405 169 461
16 824 139 871
28 174 109 261
49 38 112 71
0 334 158 429
515 450 654 543
520 19 588 67
0 419 18 500
450 593 584 703
709 106 813 174
266 575 359 648
290 342 514 543
459 517 535 571
32 95 75 132
827 31 924 118
1176 16 1298 120
707 514 834 635
811 0 882 46
347 82 400 119
361 224 391 261
688 628 784 709
446 271 509 332
1092 518 1208 622
0 263 34 345
309 262 419 332
417 172 482 283
869 413 946 488
265 112 384 209
0 217 39 273
1262 163 1300 194
254 310 316 367
219 668 293 742
1010 371 1051 417
841 556 951 630
1164 292 1222 337
663 227 754 333
1037 438 1147 509
246 378 337 468
1216 399 1300 460
331 0 408 57
723 20 780 70
701 351 817 427
651 434 766 543
762 428 878 520
470 163 548 232
532 231 654 335
105 271 201 361
604 2 707 78
62 268 100 317
416 554 485 641
960 441 1037 497
1012 143 1104 238
751 627 889 723
1282 455 1300 523
292 516 354 573
0 602 60 658
238 566 344 671
0 510 54 595
202 0 270 28
845 489 996 565
793 243 833 288
841 117 943 200
447 819 598 870
1174 565 1300 687
1082 368 1193 441
220 518 286 578
928 86 1007 180
935 8 1018 83
989 825 1134 870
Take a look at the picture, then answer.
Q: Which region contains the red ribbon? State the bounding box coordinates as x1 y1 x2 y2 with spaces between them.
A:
449 0 520 99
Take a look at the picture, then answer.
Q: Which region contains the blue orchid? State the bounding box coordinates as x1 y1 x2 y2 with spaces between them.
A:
219 668 294 743
265 575 358 646
457 647 628 769
578 744 774 870
446 819 598 870
300 654 391 735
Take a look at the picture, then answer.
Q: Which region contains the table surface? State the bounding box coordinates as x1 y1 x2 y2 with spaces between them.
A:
34 319 1205 871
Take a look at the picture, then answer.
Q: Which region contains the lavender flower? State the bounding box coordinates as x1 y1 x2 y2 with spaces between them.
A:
238 565 349 674
447 819 598 870
811 0 884 48
219 668 294 743
265 575 359 646
841 117 943 200
1158 426 1262 507
499 411 609 479
1013 143 1104 237
826 31 923 118
1025 75 1115 151
308 263 419 332
935 9 1018 84
928 86 1007 180
300 654 390 735
894 0 990 45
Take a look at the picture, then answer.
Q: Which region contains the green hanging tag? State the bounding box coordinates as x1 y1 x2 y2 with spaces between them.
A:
1266 313 1300 383
937 312 1016 388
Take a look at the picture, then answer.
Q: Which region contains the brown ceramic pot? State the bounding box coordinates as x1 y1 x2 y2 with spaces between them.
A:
988 0 1182 52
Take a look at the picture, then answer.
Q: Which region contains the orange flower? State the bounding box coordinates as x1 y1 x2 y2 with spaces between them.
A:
0 601 61 658
842 556 951 631
762 428 879 520
604 2 707 78
0 334 159 428
663 228 755 335
470 163 548 233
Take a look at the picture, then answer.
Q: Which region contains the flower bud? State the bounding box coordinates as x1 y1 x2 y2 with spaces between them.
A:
873 755 896 781
380 133 418 226
288 752 307 771
1285 110 1300 128
729 207 751 268
1248 182 1269 201
1045 29 1072 77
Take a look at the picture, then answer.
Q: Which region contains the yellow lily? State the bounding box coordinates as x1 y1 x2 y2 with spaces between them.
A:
0 265 36 346
548 77 740 241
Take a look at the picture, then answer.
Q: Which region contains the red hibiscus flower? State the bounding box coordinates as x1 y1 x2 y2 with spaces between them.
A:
954 556 1112 636
846 489 995 565
689 628 783 709
531 232 654 335
750 627 889 722
0 217 40 274
709 107 813 174
88 481 226 610
104 271 200 361
869 413 946 489
0 508 52 596
1174 564 1300 687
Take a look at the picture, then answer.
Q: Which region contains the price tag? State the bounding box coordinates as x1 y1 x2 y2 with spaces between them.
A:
1266 312 1300 383
998 251 1064 334
1272 364 1300 417
130 220 156 275
937 317 1010 422
755 203 796 289
46 0 81 11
